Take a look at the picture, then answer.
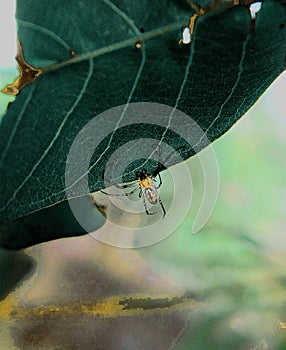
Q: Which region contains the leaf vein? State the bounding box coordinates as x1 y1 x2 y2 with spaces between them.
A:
0 84 36 168
32 0 147 201
141 26 197 167
17 19 71 51
0 59 94 213
86 0 146 179
43 21 186 73
194 33 251 149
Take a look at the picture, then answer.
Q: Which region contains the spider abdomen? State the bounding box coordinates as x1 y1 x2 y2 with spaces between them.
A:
144 188 158 205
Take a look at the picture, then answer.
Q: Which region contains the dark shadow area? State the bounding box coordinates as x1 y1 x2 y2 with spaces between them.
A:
0 248 34 300
0 197 105 250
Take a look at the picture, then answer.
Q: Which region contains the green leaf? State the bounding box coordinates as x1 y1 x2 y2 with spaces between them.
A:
0 0 285 248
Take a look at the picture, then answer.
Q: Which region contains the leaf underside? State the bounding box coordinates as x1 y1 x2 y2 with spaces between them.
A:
0 0 285 247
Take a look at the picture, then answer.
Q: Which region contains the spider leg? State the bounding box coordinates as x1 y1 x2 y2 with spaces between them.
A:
139 188 143 198
158 196 166 218
114 182 138 189
155 173 162 189
151 144 165 177
101 185 140 197
152 145 186 177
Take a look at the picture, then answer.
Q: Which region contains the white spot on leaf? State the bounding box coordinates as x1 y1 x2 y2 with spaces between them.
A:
249 2 262 20
182 27 192 44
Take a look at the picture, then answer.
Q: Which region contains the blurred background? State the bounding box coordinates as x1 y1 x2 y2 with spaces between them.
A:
1 1 286 349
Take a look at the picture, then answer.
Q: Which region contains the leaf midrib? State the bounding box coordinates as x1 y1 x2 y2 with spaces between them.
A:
39 20 187 73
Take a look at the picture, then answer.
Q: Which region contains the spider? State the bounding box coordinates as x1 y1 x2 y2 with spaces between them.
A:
101 167 166 218
101 145 185 219
101 145 184 219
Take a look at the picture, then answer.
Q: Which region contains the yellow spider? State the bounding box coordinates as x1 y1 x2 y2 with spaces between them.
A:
102 168 166 218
